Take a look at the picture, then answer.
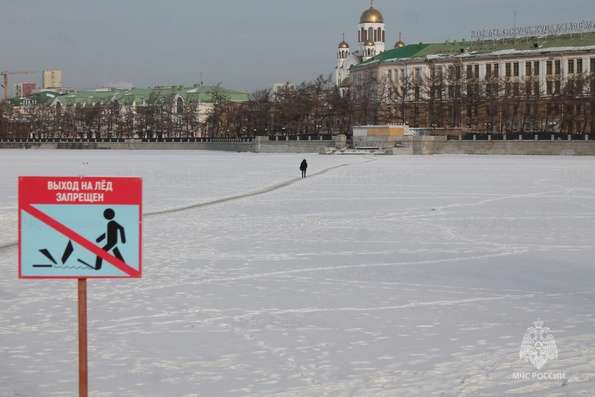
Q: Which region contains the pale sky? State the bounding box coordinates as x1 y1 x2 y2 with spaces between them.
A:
1 0 594 93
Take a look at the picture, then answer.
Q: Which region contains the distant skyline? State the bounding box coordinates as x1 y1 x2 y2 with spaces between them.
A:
2 0 595 93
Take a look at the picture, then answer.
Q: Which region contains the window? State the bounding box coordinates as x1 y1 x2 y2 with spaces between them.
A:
513 62 519 77
466 64 473 79
474 64 479 79
577 58 583 74
577 77 585 94
176 97 184 115
513 82 520 96
555 80 561 94
486 64 492 79
505 82 512 96
432 65 442 84
526 61 532 76
547 60 553 75
534 61 540 76
555 60 561 75
568 59 575 74
534 81 540 97
547 81 553 95
494 63 499 77
506 63 512 77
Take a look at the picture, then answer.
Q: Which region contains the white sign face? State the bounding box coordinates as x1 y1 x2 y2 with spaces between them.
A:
19 176 143 279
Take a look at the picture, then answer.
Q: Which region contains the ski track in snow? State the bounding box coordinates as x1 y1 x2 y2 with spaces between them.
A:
144 161 360 216
0 159 368 251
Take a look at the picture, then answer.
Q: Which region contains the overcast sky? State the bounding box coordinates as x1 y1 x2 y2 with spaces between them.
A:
1 0 594 93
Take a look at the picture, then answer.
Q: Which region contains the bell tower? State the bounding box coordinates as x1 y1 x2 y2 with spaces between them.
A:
336 34 351 86
357 0 385 56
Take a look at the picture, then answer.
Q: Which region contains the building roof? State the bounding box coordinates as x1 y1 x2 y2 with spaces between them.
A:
394 38 406 48
338 40 350 49
360 6 383 24
56 89 117 106
9 91 60 106
52 85 249 107
354 31 595 68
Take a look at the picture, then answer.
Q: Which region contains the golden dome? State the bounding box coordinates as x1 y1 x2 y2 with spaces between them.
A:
364 40 375 47
338 40 350 49
395 40 405 48
360 7 384 24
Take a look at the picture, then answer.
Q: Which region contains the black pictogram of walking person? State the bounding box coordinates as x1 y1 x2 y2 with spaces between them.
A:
95 208 126 270
300 159 308 178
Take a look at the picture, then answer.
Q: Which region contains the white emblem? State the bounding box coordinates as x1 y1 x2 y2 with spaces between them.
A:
520 320 558 370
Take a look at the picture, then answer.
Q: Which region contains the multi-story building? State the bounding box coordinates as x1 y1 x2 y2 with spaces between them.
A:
337 6 595 133
15 82 36 97
50 85 249 131
348 31 595 133
42 69 63 89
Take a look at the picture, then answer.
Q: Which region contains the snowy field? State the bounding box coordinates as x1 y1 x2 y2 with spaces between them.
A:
1 150 595 396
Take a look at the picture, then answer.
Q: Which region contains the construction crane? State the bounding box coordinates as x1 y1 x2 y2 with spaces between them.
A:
1 70 39 100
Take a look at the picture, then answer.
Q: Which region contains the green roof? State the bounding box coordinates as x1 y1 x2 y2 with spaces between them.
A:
56 90 117 106
363 43 431 64
9 91 60 106
356 31 595 68
53 85 249 107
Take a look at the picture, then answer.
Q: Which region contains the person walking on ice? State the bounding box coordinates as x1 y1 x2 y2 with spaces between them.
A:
95 208 126 270
300 159 308 178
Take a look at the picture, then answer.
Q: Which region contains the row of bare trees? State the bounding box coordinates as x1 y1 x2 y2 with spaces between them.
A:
0 76 354 139
207 76 352 136
2 68 595 139
353 62 595 135
0 94 205 140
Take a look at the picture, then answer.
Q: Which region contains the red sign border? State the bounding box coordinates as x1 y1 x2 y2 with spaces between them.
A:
18 176 143 280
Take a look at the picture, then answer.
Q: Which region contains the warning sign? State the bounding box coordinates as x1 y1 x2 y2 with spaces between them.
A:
18 176 142 279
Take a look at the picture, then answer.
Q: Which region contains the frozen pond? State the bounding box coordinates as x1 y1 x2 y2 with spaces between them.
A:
1 150 595 396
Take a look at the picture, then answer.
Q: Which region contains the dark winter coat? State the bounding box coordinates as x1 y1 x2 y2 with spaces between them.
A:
300 160 308 171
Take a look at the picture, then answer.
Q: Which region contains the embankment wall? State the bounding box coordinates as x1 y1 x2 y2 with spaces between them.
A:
0 137 334 153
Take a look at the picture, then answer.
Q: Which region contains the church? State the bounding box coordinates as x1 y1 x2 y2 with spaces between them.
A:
335 3 404 91
335 3 595 134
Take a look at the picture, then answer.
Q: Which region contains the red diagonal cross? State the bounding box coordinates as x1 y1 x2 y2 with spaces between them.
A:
22 204 140 277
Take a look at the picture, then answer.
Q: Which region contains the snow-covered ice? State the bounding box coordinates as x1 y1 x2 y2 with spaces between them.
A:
1 150 595 396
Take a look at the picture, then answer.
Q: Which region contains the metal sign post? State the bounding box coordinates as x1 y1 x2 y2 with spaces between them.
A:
78 278 88 397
